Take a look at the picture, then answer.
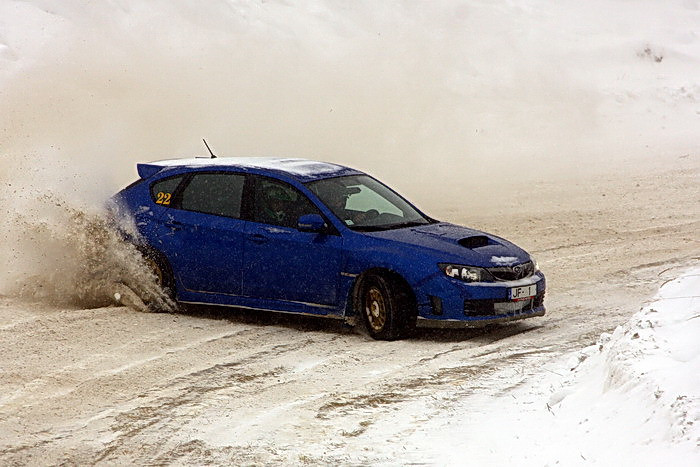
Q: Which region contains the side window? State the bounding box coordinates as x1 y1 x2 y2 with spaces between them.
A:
253 177 322 228
150 176 184 206
180 173 245 218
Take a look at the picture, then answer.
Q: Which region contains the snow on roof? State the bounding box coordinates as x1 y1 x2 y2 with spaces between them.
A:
145 157 359 181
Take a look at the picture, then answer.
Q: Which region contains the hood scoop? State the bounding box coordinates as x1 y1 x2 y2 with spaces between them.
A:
458 235 490 249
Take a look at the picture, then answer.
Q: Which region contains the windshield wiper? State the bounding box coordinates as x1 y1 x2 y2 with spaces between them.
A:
352 220 429 232
350 225 388 232
386 220 431 229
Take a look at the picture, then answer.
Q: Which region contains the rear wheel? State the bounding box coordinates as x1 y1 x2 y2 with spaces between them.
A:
358 273 415 340
141 250 177 312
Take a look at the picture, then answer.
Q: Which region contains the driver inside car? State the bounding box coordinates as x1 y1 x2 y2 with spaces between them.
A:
260 185 294 225
315 183 377 226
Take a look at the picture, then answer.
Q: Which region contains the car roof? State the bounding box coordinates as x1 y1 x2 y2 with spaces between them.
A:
138 157 363 183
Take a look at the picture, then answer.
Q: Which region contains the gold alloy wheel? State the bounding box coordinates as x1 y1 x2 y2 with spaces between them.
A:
145 257 164 287
364 286 387 332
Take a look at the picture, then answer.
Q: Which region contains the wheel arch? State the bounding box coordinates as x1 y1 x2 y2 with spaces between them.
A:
136 244 176 294
347 267 418 319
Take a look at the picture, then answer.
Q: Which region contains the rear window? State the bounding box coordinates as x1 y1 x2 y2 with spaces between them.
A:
180 173 245 218
150 176 184 207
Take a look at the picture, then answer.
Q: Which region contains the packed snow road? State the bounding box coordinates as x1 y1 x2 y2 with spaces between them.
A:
0 159 697 465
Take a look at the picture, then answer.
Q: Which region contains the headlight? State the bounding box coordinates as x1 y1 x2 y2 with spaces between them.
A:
531 257 540 272
439 263 487 283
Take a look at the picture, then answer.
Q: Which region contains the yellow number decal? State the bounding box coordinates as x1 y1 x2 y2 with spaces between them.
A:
155 192 171 205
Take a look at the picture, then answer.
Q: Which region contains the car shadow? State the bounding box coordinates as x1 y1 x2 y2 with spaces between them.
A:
176 304 544 342
177 304 357 337
411 322 543 343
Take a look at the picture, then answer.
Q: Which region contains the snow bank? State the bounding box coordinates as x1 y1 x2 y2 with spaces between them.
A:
401 267 700 466
544 267 700 465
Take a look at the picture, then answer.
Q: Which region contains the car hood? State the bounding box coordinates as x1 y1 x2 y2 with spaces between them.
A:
364 222 531 267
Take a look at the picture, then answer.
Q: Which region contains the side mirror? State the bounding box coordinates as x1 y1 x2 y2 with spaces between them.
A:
297 214 326 233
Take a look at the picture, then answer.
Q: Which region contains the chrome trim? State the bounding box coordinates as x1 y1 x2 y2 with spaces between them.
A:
341 272 358 277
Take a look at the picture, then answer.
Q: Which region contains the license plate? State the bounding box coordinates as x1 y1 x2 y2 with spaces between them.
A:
509 284 537 300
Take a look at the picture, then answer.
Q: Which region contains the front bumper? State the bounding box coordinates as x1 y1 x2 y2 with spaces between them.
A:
415 271 546 326
416 308 545 328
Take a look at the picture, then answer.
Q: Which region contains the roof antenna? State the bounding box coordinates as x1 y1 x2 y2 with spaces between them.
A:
202 138 217 158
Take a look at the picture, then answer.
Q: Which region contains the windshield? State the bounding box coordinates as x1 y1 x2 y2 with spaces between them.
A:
307 175 432 231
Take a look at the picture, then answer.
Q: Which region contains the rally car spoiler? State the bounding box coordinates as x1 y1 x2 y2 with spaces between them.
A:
137 140 217 179
136 163 165 179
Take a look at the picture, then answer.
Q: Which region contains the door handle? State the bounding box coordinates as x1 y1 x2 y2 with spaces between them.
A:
250 233 269 244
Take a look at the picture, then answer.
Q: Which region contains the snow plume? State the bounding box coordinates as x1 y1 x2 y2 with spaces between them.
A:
0 165 173 311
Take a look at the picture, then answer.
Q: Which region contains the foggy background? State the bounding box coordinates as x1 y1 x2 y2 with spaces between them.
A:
0 0 698 296
2 0 697 197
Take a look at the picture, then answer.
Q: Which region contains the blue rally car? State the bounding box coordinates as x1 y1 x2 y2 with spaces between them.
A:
111 157 545 340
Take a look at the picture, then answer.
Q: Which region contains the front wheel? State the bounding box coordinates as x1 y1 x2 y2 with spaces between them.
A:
358 274 415 340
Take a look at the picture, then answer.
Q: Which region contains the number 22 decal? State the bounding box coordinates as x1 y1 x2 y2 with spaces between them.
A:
155 192 172 205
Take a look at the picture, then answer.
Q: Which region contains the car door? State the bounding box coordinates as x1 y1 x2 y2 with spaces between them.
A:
158 171 248 295
242 176 343 307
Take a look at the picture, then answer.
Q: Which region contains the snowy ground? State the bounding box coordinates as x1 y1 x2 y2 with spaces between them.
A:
0 161 698 465
0 0 699 465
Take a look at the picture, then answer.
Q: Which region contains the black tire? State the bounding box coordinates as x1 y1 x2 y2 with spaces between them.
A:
357 273 415 340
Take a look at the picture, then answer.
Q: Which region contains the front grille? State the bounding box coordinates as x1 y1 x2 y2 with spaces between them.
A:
463 300 494 316
464 291 545 317
487 261 534 281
